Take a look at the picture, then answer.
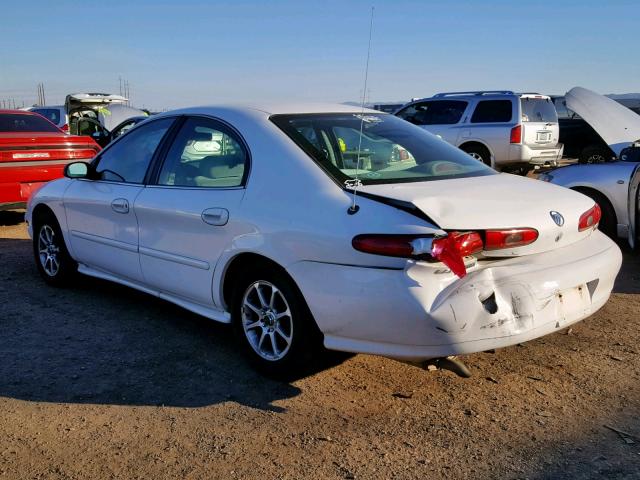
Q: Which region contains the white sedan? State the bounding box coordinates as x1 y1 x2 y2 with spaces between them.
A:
25 104 622 377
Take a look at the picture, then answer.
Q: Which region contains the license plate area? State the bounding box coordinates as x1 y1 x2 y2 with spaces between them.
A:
536 131 552 142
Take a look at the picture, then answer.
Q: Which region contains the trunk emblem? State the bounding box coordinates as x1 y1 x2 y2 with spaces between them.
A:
550 211 564 226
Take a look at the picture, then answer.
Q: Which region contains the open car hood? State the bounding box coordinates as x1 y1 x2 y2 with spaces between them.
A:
65 93 128 112
565 87 640 156
98 104 147 132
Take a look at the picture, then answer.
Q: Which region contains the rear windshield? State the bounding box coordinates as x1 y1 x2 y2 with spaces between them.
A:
521 97 558 123
271 113 496 185
31 108 62 125
0 113 60 133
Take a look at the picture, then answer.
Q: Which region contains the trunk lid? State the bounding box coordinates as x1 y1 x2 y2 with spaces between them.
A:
0 132 100 162
360 173 596 256
565 87 640 156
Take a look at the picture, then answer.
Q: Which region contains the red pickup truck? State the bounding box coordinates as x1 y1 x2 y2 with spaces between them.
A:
0 110 100 209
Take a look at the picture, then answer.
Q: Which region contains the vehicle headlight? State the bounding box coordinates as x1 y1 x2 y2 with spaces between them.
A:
538 172 554 182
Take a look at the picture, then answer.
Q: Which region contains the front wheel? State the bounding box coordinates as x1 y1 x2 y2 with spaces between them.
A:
32 211 77 286
232 267 321 378
579 145 613 164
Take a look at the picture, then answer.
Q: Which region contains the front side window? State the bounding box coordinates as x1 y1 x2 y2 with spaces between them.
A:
94 118 174 183
272 113 495 185
470 100 513 123
157 117 247 188
0 113 60 133
521 97 558 123
396 100 468 126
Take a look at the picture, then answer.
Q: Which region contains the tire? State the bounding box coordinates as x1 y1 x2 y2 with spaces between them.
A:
460 144 492 167
574 188 617 239
32 210 78 286
579 145 613 164
231 265 321 378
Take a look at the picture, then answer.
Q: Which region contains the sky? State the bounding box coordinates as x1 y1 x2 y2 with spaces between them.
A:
1 0 638 111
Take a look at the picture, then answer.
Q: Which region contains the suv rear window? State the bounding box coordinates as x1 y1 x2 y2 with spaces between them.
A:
470 100 513 123
521 97 558 123
396 100 467 125
0 113 60 133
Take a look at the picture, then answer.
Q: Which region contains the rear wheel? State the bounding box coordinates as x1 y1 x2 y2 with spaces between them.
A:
32 211 78 286
579 145 613 164
573 188 617 239
460 144 492 167
231 265 321 378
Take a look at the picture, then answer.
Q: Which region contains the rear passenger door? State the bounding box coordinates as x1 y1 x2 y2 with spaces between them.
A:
134 116 249 307
396 100 468 145
460 99 515 161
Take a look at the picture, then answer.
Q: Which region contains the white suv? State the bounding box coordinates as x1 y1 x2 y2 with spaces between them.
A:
395 91 563 170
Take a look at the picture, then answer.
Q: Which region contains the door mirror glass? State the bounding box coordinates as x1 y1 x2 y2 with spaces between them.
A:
64 161 89 178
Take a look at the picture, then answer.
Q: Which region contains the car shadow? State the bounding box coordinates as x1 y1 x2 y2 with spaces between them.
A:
0 209 25 226
0 237 349 411
613 241 640 294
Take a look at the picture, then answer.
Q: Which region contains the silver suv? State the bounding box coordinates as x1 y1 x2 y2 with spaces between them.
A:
395 91 563 170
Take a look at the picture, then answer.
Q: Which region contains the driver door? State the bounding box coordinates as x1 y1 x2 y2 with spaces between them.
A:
63 117 176 282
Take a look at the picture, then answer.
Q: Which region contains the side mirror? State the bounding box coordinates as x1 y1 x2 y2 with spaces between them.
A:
64 161 90 179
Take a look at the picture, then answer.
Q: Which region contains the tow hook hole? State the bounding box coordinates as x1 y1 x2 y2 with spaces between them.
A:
480 292 498 314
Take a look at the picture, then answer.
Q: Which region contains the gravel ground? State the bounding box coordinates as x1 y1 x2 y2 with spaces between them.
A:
1 210 639 480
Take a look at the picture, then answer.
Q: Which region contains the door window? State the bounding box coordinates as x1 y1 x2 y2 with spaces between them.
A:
157 117 248 188
93 118 174 183
396 100 467 125
470 100 513 123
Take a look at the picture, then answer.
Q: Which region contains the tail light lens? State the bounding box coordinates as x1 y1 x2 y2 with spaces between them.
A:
61 124 69 132
578 204 601 231
352 231 483 278
510 124 522 144
485 228 539 250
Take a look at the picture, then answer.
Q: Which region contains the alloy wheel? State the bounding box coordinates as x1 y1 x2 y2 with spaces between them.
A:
241 280 293 361
38 225 60 277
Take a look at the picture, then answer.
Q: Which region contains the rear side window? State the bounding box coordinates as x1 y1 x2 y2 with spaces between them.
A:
521 98 558 123
94 118 174 183
470 100 513 123
32 108 62 125
0 113 60 132
157 117 247 188
396 100 467 125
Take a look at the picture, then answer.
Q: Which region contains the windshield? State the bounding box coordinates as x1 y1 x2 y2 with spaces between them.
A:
521 97 558 123
271 113 495 185
0 113 60 133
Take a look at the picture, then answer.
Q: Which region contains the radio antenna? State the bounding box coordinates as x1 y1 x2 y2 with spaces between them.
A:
348 5 374 215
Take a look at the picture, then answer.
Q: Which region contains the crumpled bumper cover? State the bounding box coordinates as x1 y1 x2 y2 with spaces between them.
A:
289 230 622 361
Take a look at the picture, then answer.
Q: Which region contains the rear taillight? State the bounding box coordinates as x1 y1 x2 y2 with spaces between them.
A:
510 124 522 144
484 228 539 250
61 124 69 132
578 204 601 231
352 231 483 278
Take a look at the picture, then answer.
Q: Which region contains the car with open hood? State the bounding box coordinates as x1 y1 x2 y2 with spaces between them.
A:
0 109 101 209
25 103 621 377
65 93 147 147
540 87 640 246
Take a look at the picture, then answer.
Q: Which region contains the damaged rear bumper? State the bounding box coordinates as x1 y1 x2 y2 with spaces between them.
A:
289 231 622 361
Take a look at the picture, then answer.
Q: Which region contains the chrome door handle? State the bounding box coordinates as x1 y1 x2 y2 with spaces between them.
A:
111 198 129 214
201 207 229 226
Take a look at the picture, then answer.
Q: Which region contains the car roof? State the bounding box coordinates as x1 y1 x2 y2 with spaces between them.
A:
157 103 383 118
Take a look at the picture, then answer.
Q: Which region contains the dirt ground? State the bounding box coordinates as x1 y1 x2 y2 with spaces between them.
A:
1 210 639 480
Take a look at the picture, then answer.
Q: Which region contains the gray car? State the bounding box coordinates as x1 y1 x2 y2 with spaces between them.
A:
539 88 640 246
395 91 563 171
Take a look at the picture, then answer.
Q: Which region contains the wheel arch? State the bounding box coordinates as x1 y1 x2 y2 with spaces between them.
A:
457 140 494 166
220 252 302 312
